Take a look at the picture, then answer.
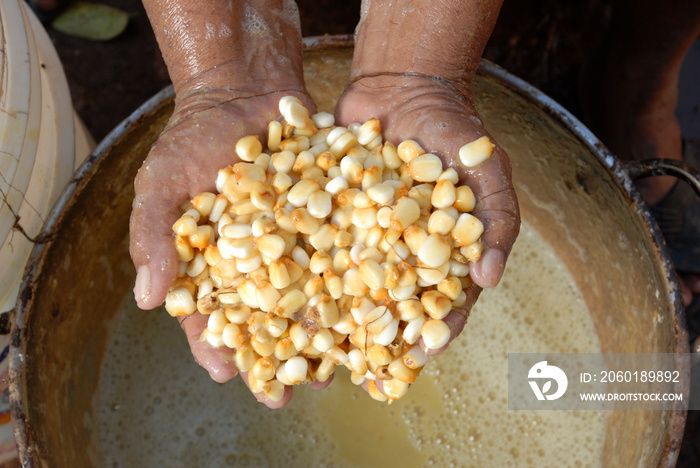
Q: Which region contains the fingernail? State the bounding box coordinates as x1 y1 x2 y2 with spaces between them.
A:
479 248 505 287
134 265 151 305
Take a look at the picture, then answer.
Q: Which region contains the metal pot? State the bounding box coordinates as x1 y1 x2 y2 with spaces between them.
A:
9 36 696 467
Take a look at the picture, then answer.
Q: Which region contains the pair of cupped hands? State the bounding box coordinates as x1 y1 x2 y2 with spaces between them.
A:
129 71 521 408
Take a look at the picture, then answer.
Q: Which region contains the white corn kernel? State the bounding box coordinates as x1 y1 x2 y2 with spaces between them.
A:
309 224 337 252
268 260 291 289
390 197 421 232
417 234 452 268
458 135 494 167
359 259 384 290
340 155 363 183
307 191 332 218
383 378 410 401
314 357 336 382
236 255 263 274
311 328 334 353
265 314 288 337
274 337 297 361
438 167 460 184
330 131 358 157
325 175 349 196
452 213 484 246
249 182 276 211
273 288 305 318
332 312 357 335
449 258 470 277
421 319 451 350
292 150 316 173
222 323 246 348
234 346 257 372
317 294 340 327
173 215 198 237
263 380 285 402
374 318 400 346
291 208 320 234
236 135 263 162
175 236 194 262
289 322 310 351
381 141 402 169
460 240 484 263
201 329 225 348
256 234 286 261
272 150 296 173
251 330 277 357
367 344 393 366
403 317 426 345
402 344 430 369
438 276 463 300
403 225 428 256
207 309 228 334
280 96 308 128
252 356 277 381
291 246 311 270
311 111 335 129
285 356 309 384
364 306 393 334
421 290 452 319
247 374 266 394
366 182 395 205
356 118 381 145
396 140 425 163
368 381 388 402
406 153 443 182
222 223 253 239
389 358 416 384
165 288 197 316
415 260 450 285
431 179 457 209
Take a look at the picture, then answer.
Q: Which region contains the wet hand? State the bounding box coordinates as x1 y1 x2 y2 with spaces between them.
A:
336 74 520 379
129 88 321 407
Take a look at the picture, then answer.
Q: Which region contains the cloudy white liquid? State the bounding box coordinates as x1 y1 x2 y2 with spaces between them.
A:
94 221 606 467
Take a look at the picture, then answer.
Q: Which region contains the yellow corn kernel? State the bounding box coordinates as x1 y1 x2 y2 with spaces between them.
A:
236 135 263 162
268 120 283 152
165 287 197 317
454 185 476 212
396 140 425 163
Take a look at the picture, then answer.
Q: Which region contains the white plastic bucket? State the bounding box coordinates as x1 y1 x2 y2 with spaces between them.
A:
0 0 94 462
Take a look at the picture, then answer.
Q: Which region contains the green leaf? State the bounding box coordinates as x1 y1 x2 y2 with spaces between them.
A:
51 1 129 41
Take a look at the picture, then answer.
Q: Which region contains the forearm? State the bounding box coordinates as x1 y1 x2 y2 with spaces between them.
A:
352 0 503 92
142 0 306 96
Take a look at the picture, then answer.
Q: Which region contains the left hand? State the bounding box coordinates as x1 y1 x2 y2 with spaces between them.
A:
336 74 520 395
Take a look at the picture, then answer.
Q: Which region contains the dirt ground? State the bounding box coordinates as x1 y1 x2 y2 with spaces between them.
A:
37 0 698 465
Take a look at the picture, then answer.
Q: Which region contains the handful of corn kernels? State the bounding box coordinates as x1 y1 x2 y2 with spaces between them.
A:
165 96 493 403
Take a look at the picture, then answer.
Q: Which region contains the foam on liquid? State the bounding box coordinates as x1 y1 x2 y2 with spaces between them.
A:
94 221 607 467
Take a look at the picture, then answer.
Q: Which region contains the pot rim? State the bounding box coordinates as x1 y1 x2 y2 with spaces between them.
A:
9 33 688 468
